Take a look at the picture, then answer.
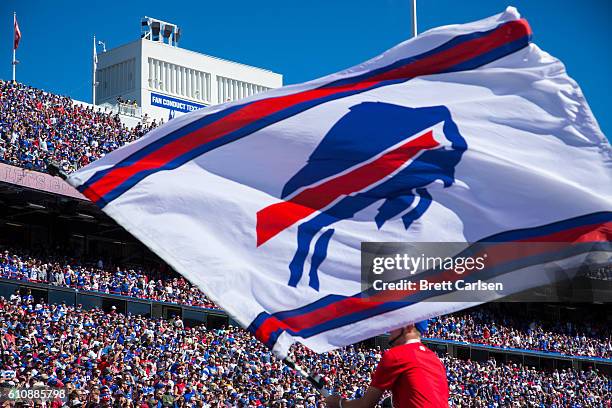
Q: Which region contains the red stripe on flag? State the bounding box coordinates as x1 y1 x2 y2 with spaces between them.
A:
256 130 439 246
81 19 531 204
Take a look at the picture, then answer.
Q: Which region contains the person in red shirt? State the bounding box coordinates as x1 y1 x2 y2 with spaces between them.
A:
324 320 449 408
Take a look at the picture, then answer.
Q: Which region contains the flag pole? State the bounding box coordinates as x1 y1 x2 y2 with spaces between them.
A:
410 0 418 38
12 12 16 81
92 35 97 106
283 357 330 397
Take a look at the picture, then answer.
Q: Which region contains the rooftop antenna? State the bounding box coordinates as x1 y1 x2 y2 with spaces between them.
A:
141 16 180 47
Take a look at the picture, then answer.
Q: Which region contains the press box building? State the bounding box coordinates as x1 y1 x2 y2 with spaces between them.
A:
94 17 283 121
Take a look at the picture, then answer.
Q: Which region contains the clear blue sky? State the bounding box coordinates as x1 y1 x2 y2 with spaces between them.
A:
1 0 610 137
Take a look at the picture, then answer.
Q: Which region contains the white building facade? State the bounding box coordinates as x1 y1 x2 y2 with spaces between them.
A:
95 34 282 121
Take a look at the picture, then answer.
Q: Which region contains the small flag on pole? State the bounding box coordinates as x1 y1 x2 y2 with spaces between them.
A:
67 7 611 358
12 12 21 81
13 13 21 50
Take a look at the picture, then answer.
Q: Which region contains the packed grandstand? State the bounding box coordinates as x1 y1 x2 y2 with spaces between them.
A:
0 81 610 406
1 247 610 359
1 295 610 407
0 80 159 174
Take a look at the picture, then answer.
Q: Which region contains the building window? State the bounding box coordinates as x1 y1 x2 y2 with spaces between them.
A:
215 75 268 103
146 58 212 102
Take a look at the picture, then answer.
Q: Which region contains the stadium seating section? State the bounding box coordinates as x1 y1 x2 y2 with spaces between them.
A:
0 295 610 406
1 248 217 309
2 248 610 360
0 80 159 173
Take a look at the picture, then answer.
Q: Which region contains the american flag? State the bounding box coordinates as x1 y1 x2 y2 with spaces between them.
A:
13 13 21 50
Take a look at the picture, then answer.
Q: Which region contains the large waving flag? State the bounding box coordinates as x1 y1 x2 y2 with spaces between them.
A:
67 7 611 357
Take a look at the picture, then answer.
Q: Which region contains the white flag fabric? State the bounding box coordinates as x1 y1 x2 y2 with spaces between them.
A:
68 7 611 358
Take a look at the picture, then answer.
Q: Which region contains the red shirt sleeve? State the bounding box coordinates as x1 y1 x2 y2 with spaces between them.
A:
370 350 402 390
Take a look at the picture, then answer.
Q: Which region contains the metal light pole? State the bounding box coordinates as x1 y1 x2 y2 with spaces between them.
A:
411 0 418 38
92 35 97 106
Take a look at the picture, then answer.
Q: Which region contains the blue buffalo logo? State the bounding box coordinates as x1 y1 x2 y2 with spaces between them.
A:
257 102 467 290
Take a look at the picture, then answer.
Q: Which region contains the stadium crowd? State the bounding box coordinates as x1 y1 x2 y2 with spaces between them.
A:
0 295 610 407
587 266 612 281
428 308 612 359
2 247 612 360
445 356 611 407
0 80 158 174
0 249 217 309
